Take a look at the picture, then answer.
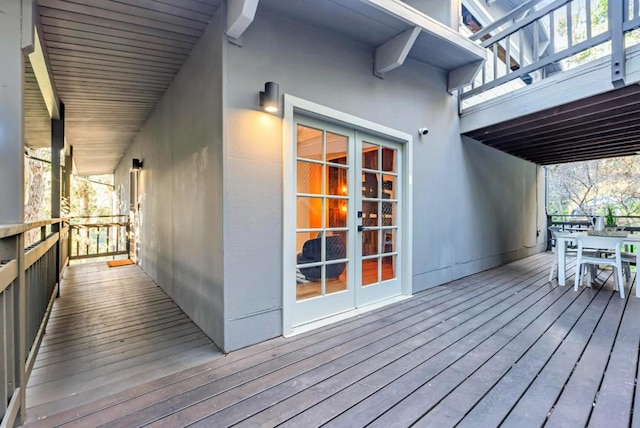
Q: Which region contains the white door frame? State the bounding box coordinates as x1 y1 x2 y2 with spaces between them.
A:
282 94 413 336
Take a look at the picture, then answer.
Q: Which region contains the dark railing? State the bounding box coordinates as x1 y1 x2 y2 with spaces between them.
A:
462 0 640 108
69 215 130 260
0 219 68 426
546 214 640 251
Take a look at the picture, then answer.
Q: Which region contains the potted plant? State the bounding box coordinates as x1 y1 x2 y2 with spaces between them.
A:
605 205 616 230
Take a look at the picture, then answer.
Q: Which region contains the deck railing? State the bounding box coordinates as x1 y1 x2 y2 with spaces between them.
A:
462 0 640 108
547 214 640 251
0 219 68 426
69 215 129 261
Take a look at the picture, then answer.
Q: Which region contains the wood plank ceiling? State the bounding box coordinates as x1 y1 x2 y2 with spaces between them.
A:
463 84 640 165
36 0 222 175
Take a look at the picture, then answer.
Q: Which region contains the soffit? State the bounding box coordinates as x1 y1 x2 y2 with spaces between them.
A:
464 84 640 165
260 0 484 72
36 0 222 175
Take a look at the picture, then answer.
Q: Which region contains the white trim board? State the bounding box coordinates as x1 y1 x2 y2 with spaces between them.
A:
282 94 414 336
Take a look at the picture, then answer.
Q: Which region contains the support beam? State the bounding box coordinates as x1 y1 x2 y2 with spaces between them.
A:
0 2 33 424
226 0 259 41
64 146 72 216
0 0 30 224
448 60 484 93
374 26 421 78
27 15 61 120
51 102 64 231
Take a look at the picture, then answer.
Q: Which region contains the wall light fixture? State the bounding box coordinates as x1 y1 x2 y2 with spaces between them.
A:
259 81 279 113
131 158 143 171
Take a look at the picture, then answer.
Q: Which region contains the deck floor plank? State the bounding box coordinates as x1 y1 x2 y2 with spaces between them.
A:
213 257 557 428
585 276 639 428
364 264 586 428
545 274 630 427
100 256 553 427
20 253 640 428
22 262 222 424
313 264 576 428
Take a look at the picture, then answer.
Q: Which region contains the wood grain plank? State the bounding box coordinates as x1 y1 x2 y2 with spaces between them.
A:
542 277 628 427
276 260 563 428
197 260 562 427
38 0 205 37
24 254 560 426
106 257 554 427
564 278 638 427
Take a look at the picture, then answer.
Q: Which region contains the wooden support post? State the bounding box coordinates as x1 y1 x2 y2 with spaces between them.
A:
0 0 27 225
51 103 64 297
0 1 34 423
51 103 64 233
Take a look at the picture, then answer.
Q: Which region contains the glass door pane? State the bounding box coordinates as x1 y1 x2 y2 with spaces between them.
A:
295 125 350 302
356 134 401 305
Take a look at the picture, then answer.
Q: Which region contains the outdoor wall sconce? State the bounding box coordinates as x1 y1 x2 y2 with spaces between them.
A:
131 158 143 171
259 81 279 113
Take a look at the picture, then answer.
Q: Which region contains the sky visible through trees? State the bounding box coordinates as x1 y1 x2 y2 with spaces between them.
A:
547 156 640 220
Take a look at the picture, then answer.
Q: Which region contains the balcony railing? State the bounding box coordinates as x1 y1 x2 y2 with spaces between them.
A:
547 214 640 252
461 0 640 109
0 219 68 426
69 215 130 261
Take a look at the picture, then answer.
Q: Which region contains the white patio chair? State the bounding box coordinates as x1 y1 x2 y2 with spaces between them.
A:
574 235 625 299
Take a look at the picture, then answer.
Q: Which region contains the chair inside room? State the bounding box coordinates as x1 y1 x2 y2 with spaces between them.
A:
297 234 346 280
574 235 625 299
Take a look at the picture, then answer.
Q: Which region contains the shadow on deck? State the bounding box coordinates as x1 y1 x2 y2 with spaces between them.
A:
23 253 639 427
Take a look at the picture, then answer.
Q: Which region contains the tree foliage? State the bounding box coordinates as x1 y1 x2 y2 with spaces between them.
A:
547 156 640 218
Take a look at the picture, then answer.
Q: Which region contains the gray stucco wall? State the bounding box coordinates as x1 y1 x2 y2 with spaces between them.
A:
222 6 545 351
114 3 545 353
114 11 225 348
405 0 460 29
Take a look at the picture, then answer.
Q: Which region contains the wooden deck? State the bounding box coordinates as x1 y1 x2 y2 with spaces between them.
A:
22 253 640 427
22 262 221 425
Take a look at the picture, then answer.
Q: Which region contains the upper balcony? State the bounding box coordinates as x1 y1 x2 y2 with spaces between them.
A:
459 0 640 164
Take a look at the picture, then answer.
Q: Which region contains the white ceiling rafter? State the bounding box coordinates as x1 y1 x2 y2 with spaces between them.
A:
226 0 259 43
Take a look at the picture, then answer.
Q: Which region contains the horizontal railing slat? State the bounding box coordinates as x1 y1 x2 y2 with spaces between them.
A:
0 261 18 295
0 219 65 240
25 233 59 270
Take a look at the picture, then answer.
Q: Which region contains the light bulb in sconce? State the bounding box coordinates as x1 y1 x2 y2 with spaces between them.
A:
341 204 347 213
341 186 348 194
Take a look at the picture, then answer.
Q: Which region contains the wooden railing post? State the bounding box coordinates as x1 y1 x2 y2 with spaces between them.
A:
0 233 26 425
16 232 26 424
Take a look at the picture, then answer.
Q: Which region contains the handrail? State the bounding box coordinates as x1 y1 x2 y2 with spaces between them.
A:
470 0 548 42
547 214 640 250
0 218 66 239
0 218 68 426
68 217 130 261
461 0 636 109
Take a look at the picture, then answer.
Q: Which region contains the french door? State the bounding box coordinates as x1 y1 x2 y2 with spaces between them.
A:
293 115 403 327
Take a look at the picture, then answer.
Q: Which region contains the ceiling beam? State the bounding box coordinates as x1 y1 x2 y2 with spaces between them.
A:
374 26 421 78
226 0 259 42
27 10 61 120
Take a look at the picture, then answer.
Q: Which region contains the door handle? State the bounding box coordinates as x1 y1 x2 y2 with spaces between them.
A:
358 225 372 232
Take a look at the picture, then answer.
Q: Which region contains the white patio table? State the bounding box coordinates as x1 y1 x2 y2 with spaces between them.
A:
556 231 640 296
